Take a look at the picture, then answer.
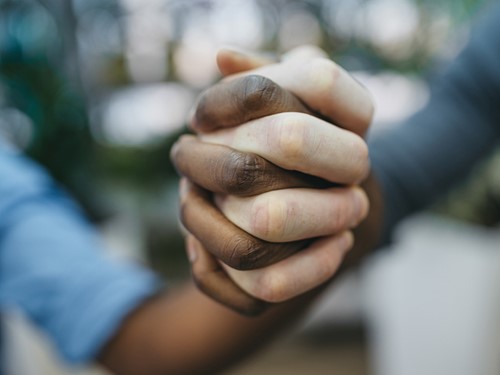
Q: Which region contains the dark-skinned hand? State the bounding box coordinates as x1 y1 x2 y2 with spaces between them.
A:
171 46 375 315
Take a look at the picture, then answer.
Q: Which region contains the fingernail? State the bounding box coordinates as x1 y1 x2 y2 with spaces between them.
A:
220 47 275 64
352 187 368 225
220 46 249 58
170 135 193 161
186 237 198 263
170 140 180 159
338 231 354 253
187 105 197 127
179 178 188 199
189 105 203 131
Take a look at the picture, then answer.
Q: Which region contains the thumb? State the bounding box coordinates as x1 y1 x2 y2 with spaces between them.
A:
281 44 329 62
216 48 274 76
216 45 329 77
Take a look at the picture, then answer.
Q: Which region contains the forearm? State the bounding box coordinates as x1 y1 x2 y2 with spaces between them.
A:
98 282 321 375
97 176 384 375
0 147 159 363
369 3 500 241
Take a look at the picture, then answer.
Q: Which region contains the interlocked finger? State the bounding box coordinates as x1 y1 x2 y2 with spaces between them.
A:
222 231 353 303
192 75 310 133
171 135 331 197
187 235 268 316
201 112 370 185
214 47 374 136
215 187 368 242
180 180 311 270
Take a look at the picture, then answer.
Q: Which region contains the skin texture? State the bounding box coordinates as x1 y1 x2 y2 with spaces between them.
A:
179 179 312 271
171 46 380 310
98 46 384 375
214 48 374 137
216 187 367 243
192 75 311 133
172 135 331 197
99 281 325 375
200 113 369 184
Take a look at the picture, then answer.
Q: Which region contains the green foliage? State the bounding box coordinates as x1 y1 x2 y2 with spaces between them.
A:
0 0 498 268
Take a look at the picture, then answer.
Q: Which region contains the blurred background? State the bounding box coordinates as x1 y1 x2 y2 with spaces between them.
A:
1 0 500 374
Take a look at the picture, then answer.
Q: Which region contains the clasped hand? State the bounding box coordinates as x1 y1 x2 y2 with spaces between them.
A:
171 46 374 315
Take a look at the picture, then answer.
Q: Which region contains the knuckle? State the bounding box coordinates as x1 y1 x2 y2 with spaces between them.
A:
239 75 280 111
308 58 340 93
356 190 370 222
339 134 370 183
289 44 329 60
220 151 263 195
353 95 375 134
254 271 288 303
330 196 350 231
350 137 370 182
318 251 342 280
276 114 308 163
179 200 190 228
194 90 212 124
170 141 185 169
250 195 287 241
221 235 262 270
330 188 368 229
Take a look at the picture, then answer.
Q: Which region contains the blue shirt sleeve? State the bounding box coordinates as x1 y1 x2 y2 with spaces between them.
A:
369 2 500 242
0 143 161 364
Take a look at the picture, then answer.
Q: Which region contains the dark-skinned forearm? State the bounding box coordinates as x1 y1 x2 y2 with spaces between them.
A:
97 173 383 375
97 282 324 375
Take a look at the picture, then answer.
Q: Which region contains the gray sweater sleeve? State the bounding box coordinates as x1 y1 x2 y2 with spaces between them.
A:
369 3 500 242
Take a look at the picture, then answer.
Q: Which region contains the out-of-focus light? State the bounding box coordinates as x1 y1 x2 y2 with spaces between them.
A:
363 0 419 45
126 49 168 83
327 0 421 59
209 0 263 49
327 0 364 40
7 4 58 58
78 10 122 56
172 0 264 88
173 37 219 88
121 0 171 83
354 71 429 130
120 0 164 12
278 8 322 51
96 83 194 147
427 12 467 61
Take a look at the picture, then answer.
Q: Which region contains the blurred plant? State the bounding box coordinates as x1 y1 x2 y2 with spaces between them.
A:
1 0 490 181
0 0 497 273
0 0 101 216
